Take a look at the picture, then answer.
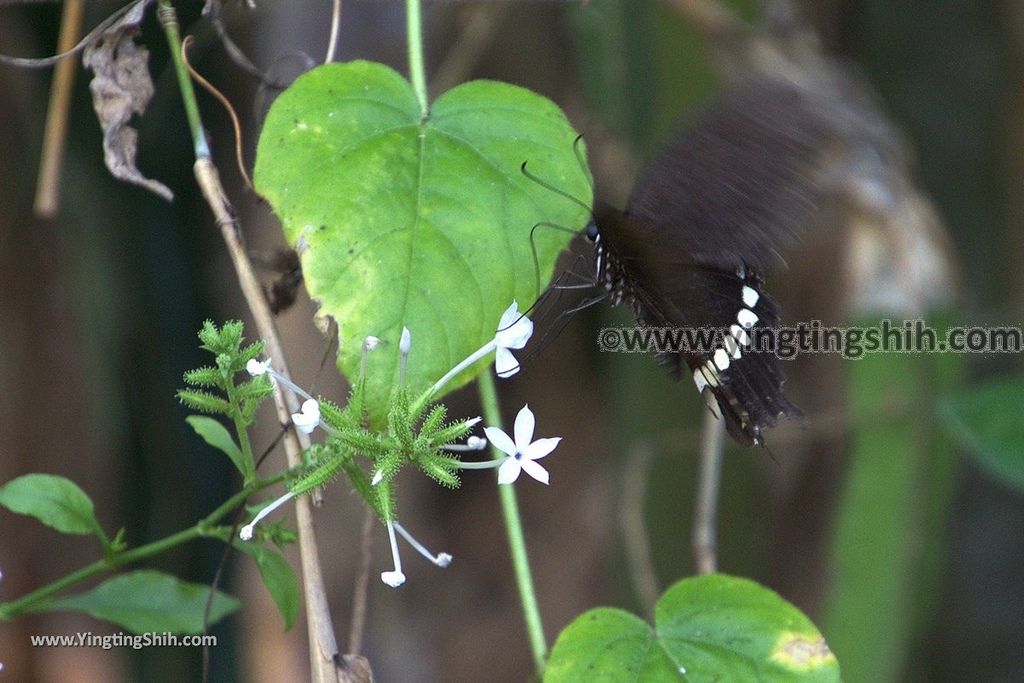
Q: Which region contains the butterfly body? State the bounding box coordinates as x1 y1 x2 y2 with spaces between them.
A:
588 80 838 445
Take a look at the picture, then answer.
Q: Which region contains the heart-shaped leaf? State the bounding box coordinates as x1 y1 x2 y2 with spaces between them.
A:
255 61 591 421
546 574 840 682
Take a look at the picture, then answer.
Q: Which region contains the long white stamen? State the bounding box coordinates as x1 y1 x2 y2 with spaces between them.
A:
268 369 315 402
453 459 504 470
381 521 406 587
394 522 452 567
360 336 379 381
240 490 296 540
443 436 487 452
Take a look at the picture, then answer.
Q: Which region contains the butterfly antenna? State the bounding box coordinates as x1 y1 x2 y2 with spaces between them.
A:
572 134 595 189
521 161 593 215
520 290 609 364
528 220 591 298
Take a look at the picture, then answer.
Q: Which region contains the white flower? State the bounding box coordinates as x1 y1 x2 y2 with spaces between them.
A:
240 490 296 540
425 301 536 400
291 399 321 434
494 301 533 378
246 357 315 402
483 405 560 485
246 357 272 376
381 570 406 588
379 520 452 588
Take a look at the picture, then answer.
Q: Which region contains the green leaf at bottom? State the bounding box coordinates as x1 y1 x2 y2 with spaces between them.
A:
546 574 839 683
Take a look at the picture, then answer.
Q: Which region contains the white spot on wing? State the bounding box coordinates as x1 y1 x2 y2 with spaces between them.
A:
742 285 760 308
702 361 720 387
693 368 709 393
713 348 730 371
723 335 741 359
730 324 750 347
738 308 759 329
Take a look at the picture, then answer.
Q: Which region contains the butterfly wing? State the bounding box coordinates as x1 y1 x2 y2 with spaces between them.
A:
627 255 800 446
626 80 834 273
597 80 833 444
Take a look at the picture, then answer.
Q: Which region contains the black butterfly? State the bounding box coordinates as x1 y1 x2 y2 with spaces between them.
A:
585 80 837 446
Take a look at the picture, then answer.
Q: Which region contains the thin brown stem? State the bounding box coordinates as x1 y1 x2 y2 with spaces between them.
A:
181 36 254 191
619 442 660 617
192 158 342 683
326 0 342 63
33 0 84 217
692 409 725 575
348 505 376 654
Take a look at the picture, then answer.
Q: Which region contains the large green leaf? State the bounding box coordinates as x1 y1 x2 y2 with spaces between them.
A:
44 570 239 634
940 376 1024 491
255 61 590 421
546 574 840 682
0 474 102 537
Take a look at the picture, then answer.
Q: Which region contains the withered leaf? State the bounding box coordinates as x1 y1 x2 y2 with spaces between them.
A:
82 0 172 201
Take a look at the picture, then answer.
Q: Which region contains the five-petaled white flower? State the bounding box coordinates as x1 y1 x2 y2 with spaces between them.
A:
484 405 560 485
493 301 533 378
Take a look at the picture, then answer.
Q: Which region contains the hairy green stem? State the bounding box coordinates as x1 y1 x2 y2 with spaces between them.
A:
0 471 291 619
478 372 547 674
157 0 210 158
405 0 429 119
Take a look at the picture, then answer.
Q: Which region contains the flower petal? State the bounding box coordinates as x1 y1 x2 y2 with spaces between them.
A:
513 405 535 452
292 399 321 434
483 426 517 457
497 301 520 330
494 301 534 350
497 457 522 485
494 348 521 378
523 437 561 461
380 570 406 588
246 358 271 376
519 458 550 485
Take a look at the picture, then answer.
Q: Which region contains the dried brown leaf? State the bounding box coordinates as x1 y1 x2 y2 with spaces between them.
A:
82 0 172 201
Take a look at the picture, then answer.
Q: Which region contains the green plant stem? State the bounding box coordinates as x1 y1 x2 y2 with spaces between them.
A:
157 0 210 158
0 471 290 619
224 380 257 485
478 372 547 675
405 0 429 119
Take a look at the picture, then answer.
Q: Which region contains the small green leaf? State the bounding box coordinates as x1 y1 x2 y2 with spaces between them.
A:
44 570 239 634
940 376 1024 491
255 60 591 423
186 416 246 477
547 574 840 683
0 474 102 537
178 389 232 415
237 544 300 630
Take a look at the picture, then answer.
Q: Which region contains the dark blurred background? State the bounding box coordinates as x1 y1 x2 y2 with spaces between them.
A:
1 1 1022 681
